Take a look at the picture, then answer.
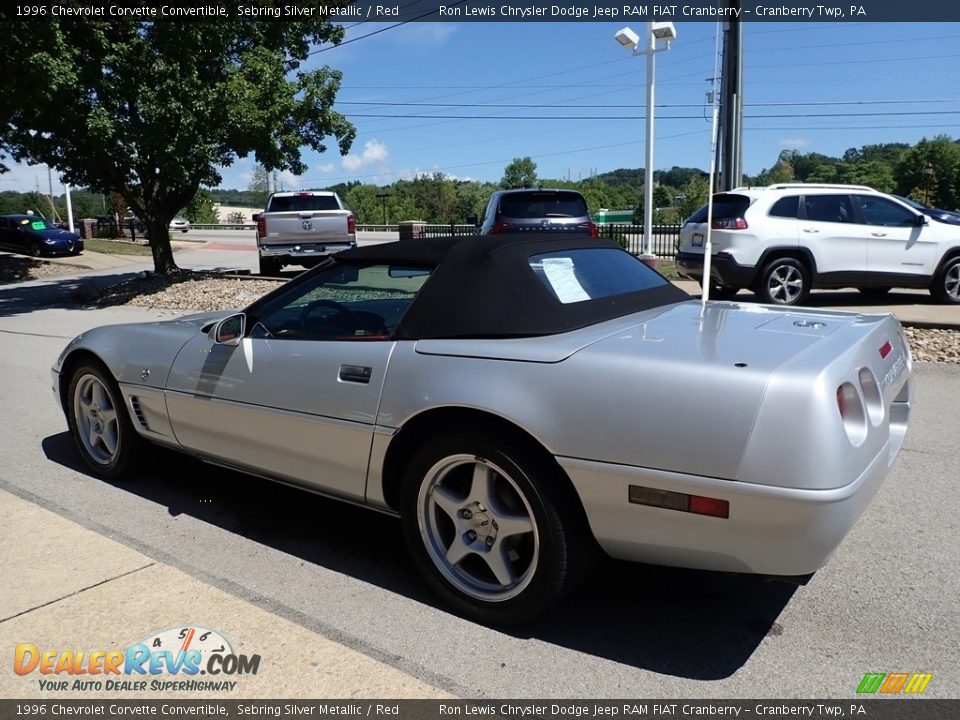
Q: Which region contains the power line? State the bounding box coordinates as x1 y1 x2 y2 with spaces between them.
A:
341 111 960 121
337 98 960 109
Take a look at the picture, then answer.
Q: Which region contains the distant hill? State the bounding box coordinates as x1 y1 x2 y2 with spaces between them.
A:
595 167 708 188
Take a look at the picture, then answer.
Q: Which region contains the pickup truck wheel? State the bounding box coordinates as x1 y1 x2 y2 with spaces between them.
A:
400 433 589 625
66 361 146 480
756 257 810 306
259 257 281 276
931 257 960 304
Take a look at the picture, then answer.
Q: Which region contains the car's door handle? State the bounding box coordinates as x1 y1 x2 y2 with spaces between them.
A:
871 232 888 237
802 227 820 233
339 364 372 384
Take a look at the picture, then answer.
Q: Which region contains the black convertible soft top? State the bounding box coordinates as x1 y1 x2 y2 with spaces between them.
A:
335 234 689 339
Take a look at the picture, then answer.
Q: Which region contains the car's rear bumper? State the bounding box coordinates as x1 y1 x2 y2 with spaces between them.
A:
258 241 355 259
675 251 756 289
559 443 894 576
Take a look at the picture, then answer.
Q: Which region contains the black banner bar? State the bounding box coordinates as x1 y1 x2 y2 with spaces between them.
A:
3 1 960 24
1 700 956 720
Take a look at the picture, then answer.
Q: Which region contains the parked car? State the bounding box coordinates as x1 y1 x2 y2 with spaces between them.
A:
53 235 912 624
169 217 191 233
892 195 960 226
676 184 960 305
473 188 598 236
254 191 356 275
0 214 83 256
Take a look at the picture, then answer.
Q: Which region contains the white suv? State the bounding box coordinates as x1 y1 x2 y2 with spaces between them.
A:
676 184 960 305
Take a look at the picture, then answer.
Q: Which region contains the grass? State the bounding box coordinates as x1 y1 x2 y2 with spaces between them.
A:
84 238 154 256
656 259 680 281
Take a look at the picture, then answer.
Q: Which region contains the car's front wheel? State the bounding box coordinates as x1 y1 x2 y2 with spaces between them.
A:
400 432 589 624
931 257 960 304
66 361 146 479
756 257 810 305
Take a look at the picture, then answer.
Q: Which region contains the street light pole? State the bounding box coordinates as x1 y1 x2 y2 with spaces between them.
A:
615 22 676 266
923 162 934 207
643 22 656 259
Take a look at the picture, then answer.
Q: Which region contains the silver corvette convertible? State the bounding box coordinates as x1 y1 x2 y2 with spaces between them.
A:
53 235 913 624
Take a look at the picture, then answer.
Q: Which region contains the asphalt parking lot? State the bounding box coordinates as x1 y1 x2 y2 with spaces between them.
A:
0 242 958 699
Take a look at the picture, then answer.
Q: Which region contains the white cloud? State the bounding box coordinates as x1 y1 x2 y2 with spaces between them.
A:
317 163 335 173
779 138 810 151
343 140 389 172
0 160 67 193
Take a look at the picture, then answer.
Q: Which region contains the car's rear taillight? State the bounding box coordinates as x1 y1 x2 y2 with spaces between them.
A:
837 381 867 446
491 222 515 234
629 485 729 519
712 217 748 230
347 213 356 237
578 221 599 237
256 216 266 239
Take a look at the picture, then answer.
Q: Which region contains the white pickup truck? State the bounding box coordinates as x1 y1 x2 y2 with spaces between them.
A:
253 191 356 275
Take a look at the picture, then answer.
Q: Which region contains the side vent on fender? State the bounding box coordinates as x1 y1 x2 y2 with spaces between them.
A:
129 397 150 431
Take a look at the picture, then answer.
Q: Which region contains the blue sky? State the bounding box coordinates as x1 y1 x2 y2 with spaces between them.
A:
4 21 960 193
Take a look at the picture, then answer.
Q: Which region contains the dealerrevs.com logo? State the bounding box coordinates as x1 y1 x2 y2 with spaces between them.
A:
13 626 260 692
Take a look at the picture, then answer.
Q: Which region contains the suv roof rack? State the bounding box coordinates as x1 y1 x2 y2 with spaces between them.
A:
764 183 876 192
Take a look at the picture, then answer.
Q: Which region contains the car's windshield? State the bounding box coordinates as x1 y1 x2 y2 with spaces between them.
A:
18 217 55 230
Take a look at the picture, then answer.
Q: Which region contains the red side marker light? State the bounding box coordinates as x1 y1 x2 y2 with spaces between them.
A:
689 495 730 519
879 340 892 359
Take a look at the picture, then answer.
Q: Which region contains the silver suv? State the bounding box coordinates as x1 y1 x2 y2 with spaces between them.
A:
676 183 960 305
475 188 598 237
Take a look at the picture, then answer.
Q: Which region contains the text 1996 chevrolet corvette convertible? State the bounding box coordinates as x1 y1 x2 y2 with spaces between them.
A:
53 235 912 623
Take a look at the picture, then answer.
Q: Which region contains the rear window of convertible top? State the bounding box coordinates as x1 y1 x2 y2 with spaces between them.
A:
529 247 668 304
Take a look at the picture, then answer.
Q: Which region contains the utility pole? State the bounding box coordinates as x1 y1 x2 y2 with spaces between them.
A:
718 4 744 191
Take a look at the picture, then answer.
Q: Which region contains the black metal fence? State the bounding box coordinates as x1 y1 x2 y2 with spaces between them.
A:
597 223 682 257
394 222 683 258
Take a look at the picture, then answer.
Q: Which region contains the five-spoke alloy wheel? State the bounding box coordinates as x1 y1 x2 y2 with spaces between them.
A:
401 433 589 624
932 257 960 304
67 361 145 479
756 257 810 306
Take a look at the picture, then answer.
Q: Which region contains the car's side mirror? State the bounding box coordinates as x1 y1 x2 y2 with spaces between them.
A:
209 313 245 346
466 214 478 227
915 213 928 226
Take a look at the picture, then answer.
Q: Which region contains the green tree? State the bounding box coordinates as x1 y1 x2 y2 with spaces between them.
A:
894 136 960 210
182 189 219 225
675 175 709 222
247 165 271 210
500 157 538 189
0 18 355 273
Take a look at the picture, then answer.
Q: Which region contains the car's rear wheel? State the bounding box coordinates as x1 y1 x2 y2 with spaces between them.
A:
756 257 810 306
30 241 43 257
66 361 146 479
259 256 281 276
400 432 589 624
931 257 960 304
857 286 892 299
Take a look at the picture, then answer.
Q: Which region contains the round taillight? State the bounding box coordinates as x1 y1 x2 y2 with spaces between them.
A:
837 381 868 446
858 367 884 427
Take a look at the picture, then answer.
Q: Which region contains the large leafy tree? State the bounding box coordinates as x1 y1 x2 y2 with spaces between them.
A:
500 157 538 189
0 17 355 273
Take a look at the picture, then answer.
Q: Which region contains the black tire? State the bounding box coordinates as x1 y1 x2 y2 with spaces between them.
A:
930 257 960 304
400 431 591 625
710 284 740 301
756 257 811 306
857 286 892 299
66 360 147 479
30 241 43 258
259 256 282 276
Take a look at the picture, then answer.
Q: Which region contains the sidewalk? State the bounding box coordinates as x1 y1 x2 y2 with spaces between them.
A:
0 488 450 699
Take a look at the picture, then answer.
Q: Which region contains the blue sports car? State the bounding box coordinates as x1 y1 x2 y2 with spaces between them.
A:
0 214 83 256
